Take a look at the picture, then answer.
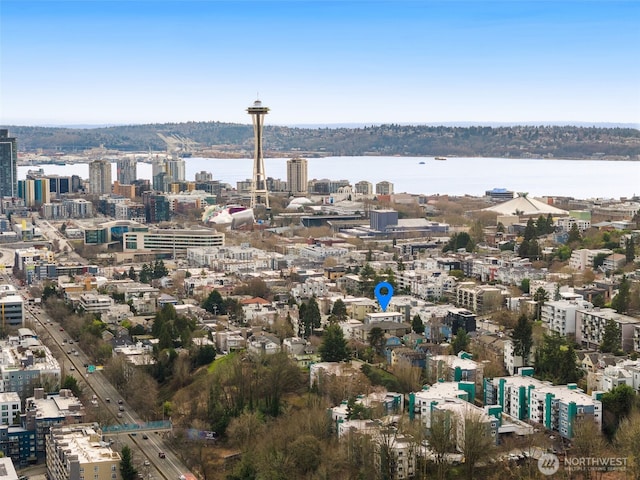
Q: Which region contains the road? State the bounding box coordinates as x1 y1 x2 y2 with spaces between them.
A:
6 271 190 480
37 219 86 263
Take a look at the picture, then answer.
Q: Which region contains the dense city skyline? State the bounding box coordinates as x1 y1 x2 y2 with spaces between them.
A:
1 1 639 127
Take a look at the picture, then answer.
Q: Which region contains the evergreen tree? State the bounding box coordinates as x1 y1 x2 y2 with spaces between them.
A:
451 328 470 354
602 384 636 439
368 326 385 355
411 314 425 335
61 375 81 397
533 287 549 320
534 333 581 384
120 445 138 480
529 239 540 260
128 266 137 281
302 297 321 338
612 277 631 314
535 215 547 237
202 290 226 315
331 298 348 322
153 259 168 279
523 218 537 241
626 237 635 264
139 263 152 284
567 223 581 244
600 319 621 354
319 324 350 362
512 314 533 362
298 303 307 337
359 263 377 297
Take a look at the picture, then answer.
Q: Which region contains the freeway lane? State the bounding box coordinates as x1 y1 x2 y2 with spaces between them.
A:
8 273 190 480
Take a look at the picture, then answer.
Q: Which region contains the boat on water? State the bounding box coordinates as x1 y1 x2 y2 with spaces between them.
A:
434 156 447 161
419 161 425 164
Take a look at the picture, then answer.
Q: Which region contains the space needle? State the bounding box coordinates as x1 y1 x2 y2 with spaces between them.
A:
247 99 270 210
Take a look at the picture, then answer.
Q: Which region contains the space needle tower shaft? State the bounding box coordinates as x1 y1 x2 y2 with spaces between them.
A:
247 100 270 209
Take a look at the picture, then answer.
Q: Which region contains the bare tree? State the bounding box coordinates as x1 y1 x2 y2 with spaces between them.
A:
429 410 456 480
392 358 423 393
615 410 640 480
461 410 495 480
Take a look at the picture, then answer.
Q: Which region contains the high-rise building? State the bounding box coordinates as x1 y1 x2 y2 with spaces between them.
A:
89 159 112 194
195 170 213 182
355 181 373 196
116 157 137 185
247 100 270 209
286 157 308 195
376 181 394 195
18 178 51 207
166 158 186 183
46 424 121 480
0 130 17 198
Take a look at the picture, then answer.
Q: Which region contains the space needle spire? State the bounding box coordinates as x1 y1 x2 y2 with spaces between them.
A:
247 99 270 209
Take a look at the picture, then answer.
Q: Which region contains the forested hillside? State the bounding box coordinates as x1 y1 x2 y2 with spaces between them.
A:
4 123 640 159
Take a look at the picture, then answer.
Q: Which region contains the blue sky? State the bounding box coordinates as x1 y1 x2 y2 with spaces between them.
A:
1 1 639 126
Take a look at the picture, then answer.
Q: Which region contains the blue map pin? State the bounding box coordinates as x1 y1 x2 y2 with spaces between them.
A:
374 281 394 312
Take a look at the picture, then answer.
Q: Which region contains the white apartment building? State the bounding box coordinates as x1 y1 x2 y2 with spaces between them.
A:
0 392 21 425
291 278 329 299
411 382 475 427
576 307 640 352
298 244 349 260
485 369 602 439
569 249 613 271
46 424 121 480
456 282 506 314
186 245 278 272
503 339 527 375
365 312 404 325
427 354 484 391
431 400 499 452
0 287 24 327
0 336 61 401
123 228 224 253
79 293 114 314
529 384 602 439
541 299 593 336
556 217 591 232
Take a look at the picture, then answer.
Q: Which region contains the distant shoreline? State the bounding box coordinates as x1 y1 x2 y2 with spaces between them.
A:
16 154 640 167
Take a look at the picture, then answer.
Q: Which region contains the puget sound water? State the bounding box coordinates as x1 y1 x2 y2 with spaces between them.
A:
18 156 640 199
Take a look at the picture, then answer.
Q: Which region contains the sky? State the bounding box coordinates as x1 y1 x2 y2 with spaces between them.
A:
1 0 639 127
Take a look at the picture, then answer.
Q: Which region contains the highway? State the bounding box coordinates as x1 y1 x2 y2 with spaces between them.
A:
1 267 190 480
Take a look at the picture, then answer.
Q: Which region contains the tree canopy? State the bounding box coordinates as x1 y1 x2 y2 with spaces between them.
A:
534 333 581 384
512 314 533 362
319 324 350 362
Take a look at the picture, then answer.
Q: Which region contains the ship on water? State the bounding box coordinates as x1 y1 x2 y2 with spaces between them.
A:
434 156 447 161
